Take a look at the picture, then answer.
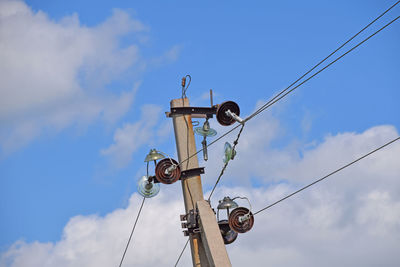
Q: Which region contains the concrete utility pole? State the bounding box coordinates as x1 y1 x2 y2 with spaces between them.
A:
170 98 231 267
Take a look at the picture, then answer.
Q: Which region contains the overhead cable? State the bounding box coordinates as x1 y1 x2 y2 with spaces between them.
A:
246 0 400 121
171 3 399 264
178 124 241 167
253 136 400 215
174 238 190 267
207 124 245 201
246 15 400 121
205 12 400 202
118 197 146 267
177 4 400 168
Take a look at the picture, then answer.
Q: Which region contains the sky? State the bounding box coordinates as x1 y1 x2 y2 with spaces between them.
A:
0 0 399 266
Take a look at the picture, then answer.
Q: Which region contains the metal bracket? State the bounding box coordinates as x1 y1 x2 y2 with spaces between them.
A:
181 167 205 179
148 175 158 183
166 106 217 119
180 209 201 236
152 167 205 183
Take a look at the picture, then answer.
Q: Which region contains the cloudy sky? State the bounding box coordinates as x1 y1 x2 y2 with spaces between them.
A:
1 0 399 266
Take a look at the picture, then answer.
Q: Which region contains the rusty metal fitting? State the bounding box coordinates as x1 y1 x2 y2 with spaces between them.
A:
216 101 240 126
228 207 254 234
155 158 181 184
218 220 238 244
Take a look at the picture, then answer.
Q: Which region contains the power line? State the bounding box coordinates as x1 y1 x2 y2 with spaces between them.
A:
118 197 146 267
247 15 400 120
171 3 399 264
205 8 400 206
174 127 399 265
177 3 400 168
182 13 400 206
174 238 190 267
253 136 400 216
246 0 400 121
207 124 245 201
178 124 242 168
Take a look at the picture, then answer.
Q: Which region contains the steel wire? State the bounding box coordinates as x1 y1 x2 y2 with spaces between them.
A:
253 136 400 215
176 3 400 168
118 197 146 267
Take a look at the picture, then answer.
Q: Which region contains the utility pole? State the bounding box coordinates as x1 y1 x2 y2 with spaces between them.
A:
170 97 231 267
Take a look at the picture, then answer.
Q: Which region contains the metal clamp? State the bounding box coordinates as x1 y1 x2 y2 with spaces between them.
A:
180 167 205 179
180 209 201 236
166 106 217 119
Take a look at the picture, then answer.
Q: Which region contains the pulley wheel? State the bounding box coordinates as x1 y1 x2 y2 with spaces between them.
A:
155 158 181 184
216 101 240 126
228 207 254 233
218 220 238 244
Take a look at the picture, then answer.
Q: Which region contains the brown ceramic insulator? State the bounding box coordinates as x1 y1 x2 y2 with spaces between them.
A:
218 220 238 244
155 158 181 184
228 207 254 234
216 101 240 126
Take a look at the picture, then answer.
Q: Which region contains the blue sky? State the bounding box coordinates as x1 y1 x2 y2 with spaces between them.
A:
0 0 399 266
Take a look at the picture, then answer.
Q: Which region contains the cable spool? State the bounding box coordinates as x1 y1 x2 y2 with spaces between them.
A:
218 220 238 244
155 158 181 184
216 101 240 126
228 207 254 233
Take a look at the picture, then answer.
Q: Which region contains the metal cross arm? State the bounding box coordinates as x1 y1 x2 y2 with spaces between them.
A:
166 106 218 119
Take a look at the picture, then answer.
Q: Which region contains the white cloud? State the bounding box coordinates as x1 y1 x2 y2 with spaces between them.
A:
0 191 187 267
100 104 165 168
149 44 182 68
0 1 149 153
200 107 399 191
1 119 399 266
